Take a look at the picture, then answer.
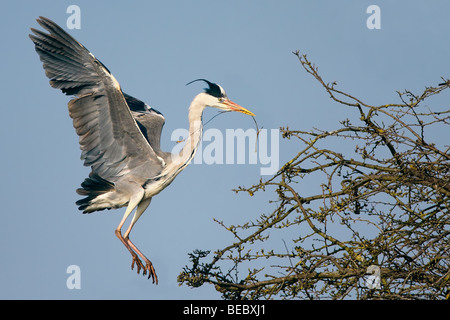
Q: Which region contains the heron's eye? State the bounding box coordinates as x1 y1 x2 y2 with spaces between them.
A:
218 98 225 103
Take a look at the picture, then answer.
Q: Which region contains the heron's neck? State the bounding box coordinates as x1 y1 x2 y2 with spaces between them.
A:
177 95 206 166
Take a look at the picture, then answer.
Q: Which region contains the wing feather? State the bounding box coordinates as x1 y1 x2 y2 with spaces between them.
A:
30 17 163 181
123 93 166 158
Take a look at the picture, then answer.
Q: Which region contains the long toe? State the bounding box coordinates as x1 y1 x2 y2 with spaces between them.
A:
146 262 158 284
131 255 145 274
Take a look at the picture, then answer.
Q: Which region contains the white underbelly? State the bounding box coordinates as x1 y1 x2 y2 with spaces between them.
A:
143 173 178 198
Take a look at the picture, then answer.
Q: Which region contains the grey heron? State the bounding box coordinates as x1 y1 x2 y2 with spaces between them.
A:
29 16 254 284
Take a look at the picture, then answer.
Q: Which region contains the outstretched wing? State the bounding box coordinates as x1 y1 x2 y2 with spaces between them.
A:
29 17 164 181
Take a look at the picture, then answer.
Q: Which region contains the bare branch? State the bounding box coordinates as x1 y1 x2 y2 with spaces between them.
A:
179 52 450 300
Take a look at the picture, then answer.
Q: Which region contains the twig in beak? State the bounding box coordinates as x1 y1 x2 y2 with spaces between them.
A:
251 115 262 153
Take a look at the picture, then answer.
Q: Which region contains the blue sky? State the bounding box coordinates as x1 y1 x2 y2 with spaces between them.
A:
1 1 449 299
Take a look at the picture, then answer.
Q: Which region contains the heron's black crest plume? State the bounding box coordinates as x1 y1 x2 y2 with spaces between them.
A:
186 79 226 98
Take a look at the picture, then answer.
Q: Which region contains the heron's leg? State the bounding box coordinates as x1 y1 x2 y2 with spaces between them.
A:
123 197 151 239
114 190 146 274
123 198 158 284
115 211 142 270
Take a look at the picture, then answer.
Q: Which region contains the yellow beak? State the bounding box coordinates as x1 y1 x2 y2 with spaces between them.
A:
223 99 255 116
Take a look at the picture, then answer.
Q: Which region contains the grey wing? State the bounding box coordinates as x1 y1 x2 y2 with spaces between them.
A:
123 93 166 158
29 17 164 181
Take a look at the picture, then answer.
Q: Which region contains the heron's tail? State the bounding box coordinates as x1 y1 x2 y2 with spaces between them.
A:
76 173 115 213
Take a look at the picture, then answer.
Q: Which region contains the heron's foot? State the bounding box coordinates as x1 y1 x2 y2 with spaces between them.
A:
143 258 158 284
130 254 158 284
130 253 146 274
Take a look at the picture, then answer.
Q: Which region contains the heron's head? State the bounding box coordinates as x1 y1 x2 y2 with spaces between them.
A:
186 79 255 116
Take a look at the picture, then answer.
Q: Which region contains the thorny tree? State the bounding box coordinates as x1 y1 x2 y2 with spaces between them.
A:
178 52 450 299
